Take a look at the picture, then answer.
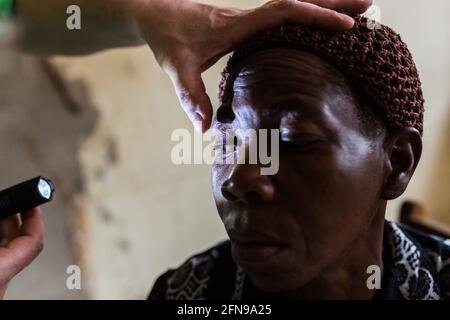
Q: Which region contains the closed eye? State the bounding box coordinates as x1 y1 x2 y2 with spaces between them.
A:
280 131 326 150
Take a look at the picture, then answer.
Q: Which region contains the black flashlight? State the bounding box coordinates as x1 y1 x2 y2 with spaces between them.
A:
0 176 55 219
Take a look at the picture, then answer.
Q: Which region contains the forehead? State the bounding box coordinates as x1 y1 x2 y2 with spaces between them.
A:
216 49 360 131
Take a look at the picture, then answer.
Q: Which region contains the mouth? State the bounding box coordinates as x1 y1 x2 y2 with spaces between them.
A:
229 231 288 266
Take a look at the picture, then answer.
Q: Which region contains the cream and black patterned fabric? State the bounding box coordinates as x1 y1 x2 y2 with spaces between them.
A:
148 221 450 300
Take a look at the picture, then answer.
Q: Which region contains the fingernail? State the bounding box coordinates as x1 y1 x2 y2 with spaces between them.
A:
193 112 205 133
194 120 203 133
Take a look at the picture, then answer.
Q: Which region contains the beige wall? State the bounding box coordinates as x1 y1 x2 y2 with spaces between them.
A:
0 53 89 299
2 0 449 299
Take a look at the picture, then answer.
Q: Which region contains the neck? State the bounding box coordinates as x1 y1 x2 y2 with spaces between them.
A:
278 203 387 300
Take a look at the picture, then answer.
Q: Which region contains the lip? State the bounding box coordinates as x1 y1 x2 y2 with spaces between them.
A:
232 241 286 264
229 230 288 265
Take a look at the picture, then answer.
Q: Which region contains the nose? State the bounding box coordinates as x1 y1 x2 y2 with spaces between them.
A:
221 163 275 204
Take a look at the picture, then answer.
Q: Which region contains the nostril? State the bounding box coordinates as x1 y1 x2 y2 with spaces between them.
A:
221 181 238 202
222 188 237 202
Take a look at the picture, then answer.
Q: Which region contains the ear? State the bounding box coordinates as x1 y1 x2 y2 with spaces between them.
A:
380 127 423 200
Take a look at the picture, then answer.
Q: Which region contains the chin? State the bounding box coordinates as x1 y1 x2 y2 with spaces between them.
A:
246 269 310 294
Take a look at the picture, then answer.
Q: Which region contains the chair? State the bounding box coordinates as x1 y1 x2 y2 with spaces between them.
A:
399 201 450 239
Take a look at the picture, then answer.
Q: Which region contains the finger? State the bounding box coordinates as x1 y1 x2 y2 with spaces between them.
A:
0 215 20 246
0 208 44 281
301 0 373 14
168 66 213 133
234 0 355 44
19 207 44 239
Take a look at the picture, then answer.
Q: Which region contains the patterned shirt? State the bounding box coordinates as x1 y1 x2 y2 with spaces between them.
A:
148 221 450 300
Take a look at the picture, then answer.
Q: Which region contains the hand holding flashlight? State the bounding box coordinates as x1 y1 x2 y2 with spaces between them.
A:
0 207 44 299
0 177 54 299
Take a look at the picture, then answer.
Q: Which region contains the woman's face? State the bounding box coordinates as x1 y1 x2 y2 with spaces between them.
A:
211 49 387 293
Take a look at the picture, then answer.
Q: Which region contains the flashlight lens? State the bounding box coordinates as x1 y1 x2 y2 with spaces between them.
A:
38 178 52 199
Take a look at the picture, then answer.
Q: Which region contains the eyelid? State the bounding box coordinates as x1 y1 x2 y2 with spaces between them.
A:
280 129 325 144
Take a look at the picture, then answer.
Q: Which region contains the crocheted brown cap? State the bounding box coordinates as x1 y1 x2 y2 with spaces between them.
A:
219 16 425 135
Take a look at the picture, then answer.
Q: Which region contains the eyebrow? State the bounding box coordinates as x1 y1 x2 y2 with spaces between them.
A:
216 92 340 136
230 93 328 123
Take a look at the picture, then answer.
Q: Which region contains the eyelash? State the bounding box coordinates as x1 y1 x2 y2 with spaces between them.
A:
213 132 325 155
280 135 324 150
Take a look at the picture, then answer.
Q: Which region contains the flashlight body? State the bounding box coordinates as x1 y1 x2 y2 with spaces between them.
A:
0 176 55 219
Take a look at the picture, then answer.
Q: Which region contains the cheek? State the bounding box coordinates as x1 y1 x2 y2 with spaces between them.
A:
277 143 383 253
282 141 382 209
334 140 384 204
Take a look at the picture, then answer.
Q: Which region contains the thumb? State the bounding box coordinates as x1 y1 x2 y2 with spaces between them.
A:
168 65 213 133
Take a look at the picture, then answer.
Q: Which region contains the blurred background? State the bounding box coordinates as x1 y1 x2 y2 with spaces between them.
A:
1 0 449 299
